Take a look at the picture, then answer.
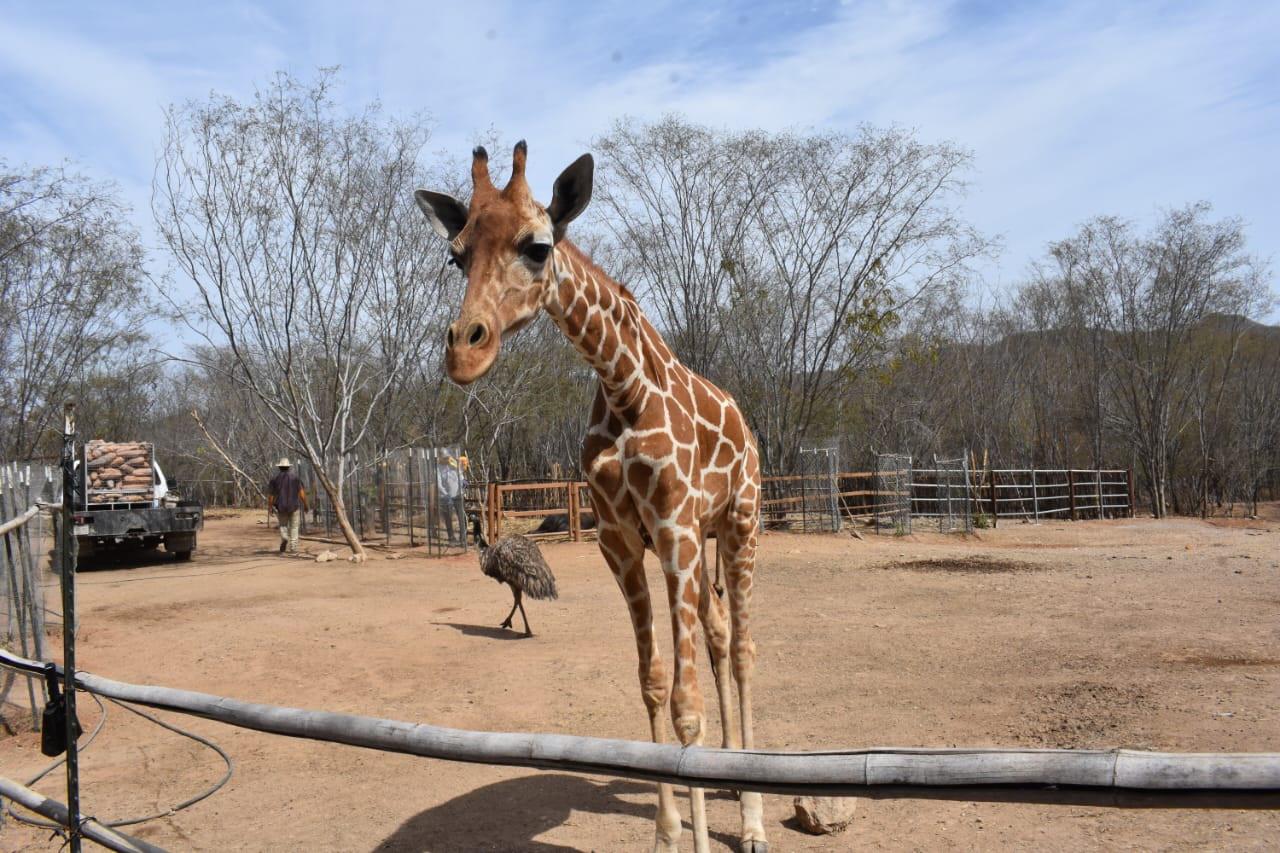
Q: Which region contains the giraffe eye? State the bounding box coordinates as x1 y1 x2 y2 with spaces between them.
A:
522 242 552 265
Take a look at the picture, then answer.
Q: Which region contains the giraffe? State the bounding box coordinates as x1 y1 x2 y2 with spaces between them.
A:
416 142 767 853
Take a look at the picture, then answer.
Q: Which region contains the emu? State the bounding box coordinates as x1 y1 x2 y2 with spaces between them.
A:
471 517 558 636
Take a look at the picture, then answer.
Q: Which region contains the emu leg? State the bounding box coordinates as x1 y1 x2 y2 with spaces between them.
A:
500 585 519 629
516 590 533 636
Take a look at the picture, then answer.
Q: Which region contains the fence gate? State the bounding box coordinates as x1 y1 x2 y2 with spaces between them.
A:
875 453 912 535
915 454 973 534
796 444 842 532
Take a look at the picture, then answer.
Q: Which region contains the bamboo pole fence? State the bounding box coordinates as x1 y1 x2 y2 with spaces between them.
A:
0 776 166 853
0 462 49 730
2 650 1277 805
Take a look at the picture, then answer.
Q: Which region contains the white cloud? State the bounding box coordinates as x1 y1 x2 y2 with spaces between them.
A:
2 0 1276 327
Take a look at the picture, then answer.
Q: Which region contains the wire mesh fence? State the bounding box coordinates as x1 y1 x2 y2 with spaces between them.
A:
761 444 844 532
295 446 474 557
911 455 974 534
874 453 913 535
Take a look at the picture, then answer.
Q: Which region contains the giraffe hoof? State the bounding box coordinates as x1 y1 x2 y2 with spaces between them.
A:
740 841 768 853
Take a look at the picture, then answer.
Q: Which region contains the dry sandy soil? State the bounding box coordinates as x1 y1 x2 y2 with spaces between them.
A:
2 508 1278 851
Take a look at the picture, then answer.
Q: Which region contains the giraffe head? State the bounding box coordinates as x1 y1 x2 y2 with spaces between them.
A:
416 141 594 384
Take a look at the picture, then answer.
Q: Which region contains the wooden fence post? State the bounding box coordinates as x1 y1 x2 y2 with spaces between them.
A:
1127 468 1135 518
1068 469 1077 521
1031 468 1039 520
487 483 498 541
568 483 581 542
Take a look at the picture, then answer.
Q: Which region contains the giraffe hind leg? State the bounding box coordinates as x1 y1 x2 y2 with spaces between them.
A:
699 536 737 750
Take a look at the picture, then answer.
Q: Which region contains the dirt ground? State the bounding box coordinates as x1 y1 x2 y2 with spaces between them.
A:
2 507 1278 851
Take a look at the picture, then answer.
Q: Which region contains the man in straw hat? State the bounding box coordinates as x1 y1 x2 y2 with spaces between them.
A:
436 452 469 547
268 457 308 554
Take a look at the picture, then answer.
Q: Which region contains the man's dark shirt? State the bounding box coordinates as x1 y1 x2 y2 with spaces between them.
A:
269 469 303 513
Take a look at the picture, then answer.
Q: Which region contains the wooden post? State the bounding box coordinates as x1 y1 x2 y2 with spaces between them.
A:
1127 468 1135 518
1031 468 1039 520
486 482 497 541
568 483 581 542
988 470 998 528
1095 469 1103 519
1068 469 1077 520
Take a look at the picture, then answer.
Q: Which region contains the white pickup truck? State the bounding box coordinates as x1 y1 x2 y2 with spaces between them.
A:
71 441 203 562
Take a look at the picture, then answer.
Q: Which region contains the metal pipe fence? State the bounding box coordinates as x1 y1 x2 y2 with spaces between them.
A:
293 447 473 557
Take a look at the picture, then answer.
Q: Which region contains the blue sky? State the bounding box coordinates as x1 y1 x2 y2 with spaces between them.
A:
2 0 1277 327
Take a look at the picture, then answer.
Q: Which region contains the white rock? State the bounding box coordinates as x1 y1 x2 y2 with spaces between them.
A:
793 796 857 835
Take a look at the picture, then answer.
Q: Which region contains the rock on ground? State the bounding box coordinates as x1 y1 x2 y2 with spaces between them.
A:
793 796 857 835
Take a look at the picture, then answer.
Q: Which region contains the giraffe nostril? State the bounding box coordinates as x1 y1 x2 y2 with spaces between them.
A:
446 326 455 348
467 322 487 347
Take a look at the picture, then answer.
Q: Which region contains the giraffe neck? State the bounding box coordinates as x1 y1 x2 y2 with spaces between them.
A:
542 241 671 411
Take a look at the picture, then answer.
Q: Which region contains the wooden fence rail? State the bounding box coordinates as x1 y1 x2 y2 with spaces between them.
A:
481 467 1135 540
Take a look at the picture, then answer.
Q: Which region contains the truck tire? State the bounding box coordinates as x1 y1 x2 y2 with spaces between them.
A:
175 550 193 562
164 532 196 558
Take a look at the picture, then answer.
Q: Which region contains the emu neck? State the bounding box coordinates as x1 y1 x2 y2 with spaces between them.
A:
543 241 671 415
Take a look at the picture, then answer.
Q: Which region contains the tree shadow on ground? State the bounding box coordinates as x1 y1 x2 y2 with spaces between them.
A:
432 621 532 641
373 774 741 852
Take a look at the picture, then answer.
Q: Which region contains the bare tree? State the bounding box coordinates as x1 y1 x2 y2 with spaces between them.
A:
592 117 776 375
0 163 146 459
154 71 452 559
721 128 987 470
1047 205 1267 517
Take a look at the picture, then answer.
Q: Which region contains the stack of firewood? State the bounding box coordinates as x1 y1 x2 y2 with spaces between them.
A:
85 440 154 502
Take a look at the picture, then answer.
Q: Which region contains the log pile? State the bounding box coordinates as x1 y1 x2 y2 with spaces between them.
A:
85 440 154 503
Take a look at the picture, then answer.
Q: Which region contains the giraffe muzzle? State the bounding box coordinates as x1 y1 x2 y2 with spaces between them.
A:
445 316 499 385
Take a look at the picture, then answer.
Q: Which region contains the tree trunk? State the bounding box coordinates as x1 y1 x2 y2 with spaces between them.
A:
310 463 366 562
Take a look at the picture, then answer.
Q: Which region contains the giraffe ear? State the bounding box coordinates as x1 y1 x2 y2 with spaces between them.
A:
415 190 468 241
547 153 594 241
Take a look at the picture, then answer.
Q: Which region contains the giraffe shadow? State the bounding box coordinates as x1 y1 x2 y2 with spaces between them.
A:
433 621 532 641
372 774 741 852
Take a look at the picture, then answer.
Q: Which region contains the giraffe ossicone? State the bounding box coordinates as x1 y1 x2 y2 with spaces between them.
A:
417 141 768 853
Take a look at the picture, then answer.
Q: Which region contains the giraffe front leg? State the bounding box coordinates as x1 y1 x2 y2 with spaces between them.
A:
657 525 710 853
722 506 768 853
597 520 682 852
